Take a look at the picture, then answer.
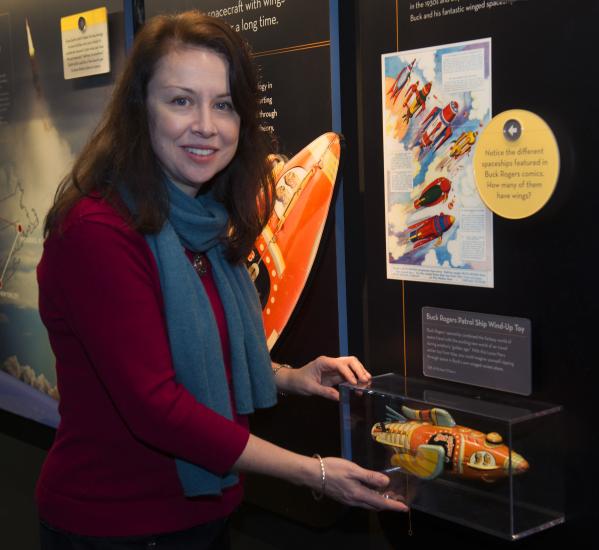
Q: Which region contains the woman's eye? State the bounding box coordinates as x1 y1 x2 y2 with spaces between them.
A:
215 101 234 111
172 97 189 106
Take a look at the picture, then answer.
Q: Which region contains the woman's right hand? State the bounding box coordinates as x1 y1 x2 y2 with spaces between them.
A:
234 435 408 512
313 456 408 512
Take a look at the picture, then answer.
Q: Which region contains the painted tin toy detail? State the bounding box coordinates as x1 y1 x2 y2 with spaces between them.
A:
372 406 529 482
248 133 342 350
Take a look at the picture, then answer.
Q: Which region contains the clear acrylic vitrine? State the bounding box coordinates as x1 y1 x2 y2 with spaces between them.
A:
340 373 564 540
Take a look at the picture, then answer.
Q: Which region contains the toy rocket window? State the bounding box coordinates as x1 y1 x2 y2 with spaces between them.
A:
468 451 497 469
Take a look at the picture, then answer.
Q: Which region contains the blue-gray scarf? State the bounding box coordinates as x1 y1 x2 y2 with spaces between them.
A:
132 180 277 497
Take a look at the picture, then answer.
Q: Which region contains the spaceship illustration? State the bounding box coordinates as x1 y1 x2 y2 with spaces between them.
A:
387 58 416 104
372 406 529 482
402 81 432 122
417 101 459 153
406 212 455 249
414 177 451 209
449 130 478 160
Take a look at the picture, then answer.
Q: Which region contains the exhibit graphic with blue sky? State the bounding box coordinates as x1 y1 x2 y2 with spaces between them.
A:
0 0 124 425
382 38 494 288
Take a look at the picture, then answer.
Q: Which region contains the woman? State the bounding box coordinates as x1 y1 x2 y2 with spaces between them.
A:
37 11 406 549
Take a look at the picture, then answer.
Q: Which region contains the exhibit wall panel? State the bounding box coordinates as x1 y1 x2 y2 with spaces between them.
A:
353 0 597 543
0 0 127 427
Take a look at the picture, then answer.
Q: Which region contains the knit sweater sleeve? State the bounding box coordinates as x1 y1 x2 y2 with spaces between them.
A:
46 213 249 475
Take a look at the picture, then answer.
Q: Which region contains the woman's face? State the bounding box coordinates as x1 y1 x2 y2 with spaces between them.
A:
146 46 241 197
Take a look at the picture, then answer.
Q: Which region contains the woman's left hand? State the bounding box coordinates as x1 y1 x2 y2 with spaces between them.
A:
274 356 371 401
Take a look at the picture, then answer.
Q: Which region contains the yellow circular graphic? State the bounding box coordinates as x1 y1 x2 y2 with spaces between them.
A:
473 109 560 219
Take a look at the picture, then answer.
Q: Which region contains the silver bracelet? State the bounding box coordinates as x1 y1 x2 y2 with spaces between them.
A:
272 363 293 376
311 453 326 501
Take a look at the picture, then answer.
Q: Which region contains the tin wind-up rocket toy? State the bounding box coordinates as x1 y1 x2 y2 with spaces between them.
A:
372 405 529 482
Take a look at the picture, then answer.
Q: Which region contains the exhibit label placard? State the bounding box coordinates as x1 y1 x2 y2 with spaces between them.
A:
61 7 110 80
473 109 560 219
422 306 531 395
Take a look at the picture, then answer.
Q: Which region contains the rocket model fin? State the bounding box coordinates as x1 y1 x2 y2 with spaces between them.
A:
385 405 407 423
390 444 445 480
401 406 456 427
430 408 456 427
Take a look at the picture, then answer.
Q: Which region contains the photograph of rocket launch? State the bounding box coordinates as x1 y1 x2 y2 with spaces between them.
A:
382 39 494 288
0 0 125 426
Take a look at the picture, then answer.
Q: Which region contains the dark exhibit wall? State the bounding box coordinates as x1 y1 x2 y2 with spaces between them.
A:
352 0 597 543
359 0 595 393
0 0 125 426
254 48 333 157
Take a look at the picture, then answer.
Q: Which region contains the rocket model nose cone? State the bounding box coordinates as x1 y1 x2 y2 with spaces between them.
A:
509 452 529 474
371 423 384 440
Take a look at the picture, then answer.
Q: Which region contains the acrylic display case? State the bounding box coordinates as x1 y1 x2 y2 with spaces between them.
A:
340 373 564 540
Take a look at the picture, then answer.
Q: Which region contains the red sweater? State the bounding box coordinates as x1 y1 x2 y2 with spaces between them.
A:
36 196 250 537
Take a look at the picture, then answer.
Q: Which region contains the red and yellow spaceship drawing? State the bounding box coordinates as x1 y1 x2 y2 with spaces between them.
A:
405 213 455 250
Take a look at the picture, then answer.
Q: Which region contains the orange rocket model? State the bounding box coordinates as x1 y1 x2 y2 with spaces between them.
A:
249 133 342 350
372 406 529 482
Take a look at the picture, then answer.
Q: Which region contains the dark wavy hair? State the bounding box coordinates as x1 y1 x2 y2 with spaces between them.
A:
44 11 275 262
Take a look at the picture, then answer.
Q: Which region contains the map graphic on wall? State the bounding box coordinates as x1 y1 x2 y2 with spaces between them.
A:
0 1 124 426
382 38 494 288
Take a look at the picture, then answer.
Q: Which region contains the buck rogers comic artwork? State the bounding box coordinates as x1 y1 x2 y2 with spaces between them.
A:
382 38 494 288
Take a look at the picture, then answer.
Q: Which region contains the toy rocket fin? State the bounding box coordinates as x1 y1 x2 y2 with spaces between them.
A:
401 406 456 427
390 444 445 480
385 405 407 423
